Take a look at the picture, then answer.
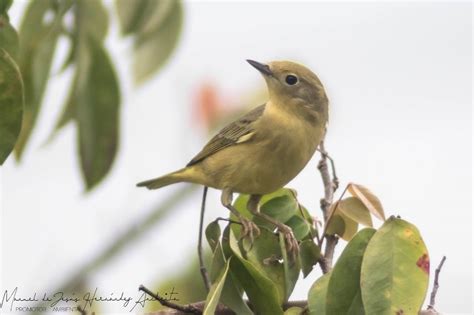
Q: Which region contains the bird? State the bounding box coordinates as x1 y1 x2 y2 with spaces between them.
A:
137 60 329 255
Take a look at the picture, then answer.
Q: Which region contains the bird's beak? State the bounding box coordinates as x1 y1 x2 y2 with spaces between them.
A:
247 59 273 77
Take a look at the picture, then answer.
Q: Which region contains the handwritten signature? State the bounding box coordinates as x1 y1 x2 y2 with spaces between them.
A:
0 287 179 312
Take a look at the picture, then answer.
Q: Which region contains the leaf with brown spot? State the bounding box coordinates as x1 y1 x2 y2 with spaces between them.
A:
361 217 429 315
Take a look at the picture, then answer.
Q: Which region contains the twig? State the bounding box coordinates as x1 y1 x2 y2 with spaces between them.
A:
317 147 339 191
197 186 211 292
317 140 339 273
139 285 202 314
427 256 447 311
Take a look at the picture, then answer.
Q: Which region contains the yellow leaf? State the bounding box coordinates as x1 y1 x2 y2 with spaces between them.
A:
348 183 385 221
338 197 373 227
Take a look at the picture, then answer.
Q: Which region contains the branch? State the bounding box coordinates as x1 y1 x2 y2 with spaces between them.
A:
317 140 339 273
427 256 447 311
197 186 211 291
145 299 308 315
139 285 202 314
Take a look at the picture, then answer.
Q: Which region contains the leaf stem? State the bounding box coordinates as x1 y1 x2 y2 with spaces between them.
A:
197 186 211 292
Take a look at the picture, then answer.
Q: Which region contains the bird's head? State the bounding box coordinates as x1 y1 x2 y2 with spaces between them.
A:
247 59 328 119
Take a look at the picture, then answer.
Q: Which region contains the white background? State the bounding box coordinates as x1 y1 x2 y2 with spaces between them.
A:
1 1 472 314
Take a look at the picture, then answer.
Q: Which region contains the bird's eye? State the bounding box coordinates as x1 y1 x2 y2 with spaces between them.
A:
285 75 298 85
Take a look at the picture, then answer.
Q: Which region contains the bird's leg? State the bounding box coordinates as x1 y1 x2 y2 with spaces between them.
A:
247 195 300 259
221 188 260 245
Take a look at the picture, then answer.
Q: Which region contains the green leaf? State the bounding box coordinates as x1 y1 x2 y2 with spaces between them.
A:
14 0 60 159
325 214 344 236
299 240 321 278
338 197 373 227
325 210 358 241
206 220 221 252
137 0 174 36
209 243 226 283
0 14 19 61
279 233 300 301
0 48 23 165
133 0 183 83
203 258 230 315
240 228 286 303
285 215 310 240
115 0 148 35
284 306 304 315
229 229 284 315
253 195 298 230
326 228 376 315
75 35 120 189
308 272 331 315
211 235 253 315
78 0 109 42
361 217 429 315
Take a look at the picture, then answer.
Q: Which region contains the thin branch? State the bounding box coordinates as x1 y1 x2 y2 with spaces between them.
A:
139 285 202 315
145 299 308 315
197 186 211 292
317 147 339 191
427 256 447 311
317 140 339 273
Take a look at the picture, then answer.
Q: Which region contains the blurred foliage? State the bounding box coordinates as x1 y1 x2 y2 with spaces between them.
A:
0 0 22 165
144 256 209 313
0 0 183 189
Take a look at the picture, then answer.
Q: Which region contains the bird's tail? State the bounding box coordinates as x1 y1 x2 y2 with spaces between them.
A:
136 168 191 190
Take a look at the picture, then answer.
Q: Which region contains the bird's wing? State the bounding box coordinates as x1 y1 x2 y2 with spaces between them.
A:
187 104 266 166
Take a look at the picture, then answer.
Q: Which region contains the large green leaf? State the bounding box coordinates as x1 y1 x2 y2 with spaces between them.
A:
229 229 284 315
0 13 19 61
203 258 230 315
279 233 300 300
361 217 429 315
255 195 299 229
14 0 60 159
285 215 310 240
308 272 331 315
74 35 120 189
0 48 23 164
326 228 376 315
133 0 183 83
211 235 253 315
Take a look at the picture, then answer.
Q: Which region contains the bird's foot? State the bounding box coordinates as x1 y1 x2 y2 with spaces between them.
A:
238 217 261 249
277 224 300 260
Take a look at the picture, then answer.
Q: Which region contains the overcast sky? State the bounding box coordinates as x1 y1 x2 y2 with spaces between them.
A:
1 1 472 314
